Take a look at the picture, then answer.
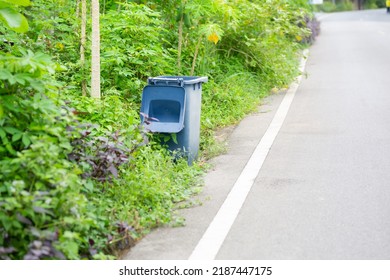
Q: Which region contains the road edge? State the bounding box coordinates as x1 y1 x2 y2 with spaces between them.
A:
188 49 310 260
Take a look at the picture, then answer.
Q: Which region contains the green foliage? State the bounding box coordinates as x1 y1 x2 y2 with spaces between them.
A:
100 3 175 101
0 51 60 156
0 0 30 33
217 0 306 85
201 63 264 131
315 0 354 12
109 145 203 231
316 1 338 13
0 50 103 260
374 0 386 8
63 92 203 248
336 1 354 11
363 0 379 9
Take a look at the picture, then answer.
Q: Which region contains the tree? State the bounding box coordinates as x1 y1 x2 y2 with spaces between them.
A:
91 0 101 98
80 0 87 96
357 0 363 9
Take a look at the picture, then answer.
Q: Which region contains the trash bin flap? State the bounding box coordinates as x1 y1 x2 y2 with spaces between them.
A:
140 85 186 133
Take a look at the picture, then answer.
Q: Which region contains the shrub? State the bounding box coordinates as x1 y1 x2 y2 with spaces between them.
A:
65 92 203 242
315 0 354 12
100 3 176 102
336 1 354 11
300 15 321 45
317 1 337 12
0 50 109 260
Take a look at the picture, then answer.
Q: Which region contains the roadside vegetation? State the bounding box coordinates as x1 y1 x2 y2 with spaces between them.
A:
314 0 386 12
1 0 316 259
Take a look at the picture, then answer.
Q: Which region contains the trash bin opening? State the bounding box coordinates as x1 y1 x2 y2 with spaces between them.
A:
149 100 181 123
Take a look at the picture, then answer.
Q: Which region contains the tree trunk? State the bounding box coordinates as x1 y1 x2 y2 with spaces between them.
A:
91 0 101 99
354 0 363 10
76 0 80 18
80 0 87 96
177 15 183 74
190 36 202 76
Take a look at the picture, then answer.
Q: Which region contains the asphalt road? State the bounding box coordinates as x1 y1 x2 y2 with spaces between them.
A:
217 9 390 259
124 9 390 260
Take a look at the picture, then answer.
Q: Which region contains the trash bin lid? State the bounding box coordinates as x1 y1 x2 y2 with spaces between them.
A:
148 76 208 86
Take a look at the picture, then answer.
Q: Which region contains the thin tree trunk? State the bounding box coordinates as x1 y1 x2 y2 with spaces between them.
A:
117 0 122 12
80 0 87 96
354 0 362 10
76 0 80 18
177 15 183 74
177 1 187 74
190 36 202 76
91 0 101 99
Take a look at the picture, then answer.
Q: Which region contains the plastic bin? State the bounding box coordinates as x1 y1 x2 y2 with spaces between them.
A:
140 76 208 164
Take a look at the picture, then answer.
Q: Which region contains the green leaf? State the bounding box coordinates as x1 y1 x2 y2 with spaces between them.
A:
171 133 178 144
3 126 21 135
0 7 28 33
63 217 76 224
63 231 75 239
0 0 31 7
0 127 6 139
14 73 29 85
29 79 44 92
22 133 30 147
0 69 13 81
11 132 22 142
57 239 79 260
5 142 15 155
7 74 16 85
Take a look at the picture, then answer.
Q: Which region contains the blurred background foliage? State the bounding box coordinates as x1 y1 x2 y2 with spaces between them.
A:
314 0 386 12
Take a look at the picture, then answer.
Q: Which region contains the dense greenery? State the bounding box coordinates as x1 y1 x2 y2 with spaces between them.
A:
1 0 315 259
314 0 386 12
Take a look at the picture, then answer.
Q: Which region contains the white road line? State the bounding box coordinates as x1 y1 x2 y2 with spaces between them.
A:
188 50 309 260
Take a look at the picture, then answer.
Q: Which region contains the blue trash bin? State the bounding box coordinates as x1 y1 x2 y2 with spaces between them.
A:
140 76 208 164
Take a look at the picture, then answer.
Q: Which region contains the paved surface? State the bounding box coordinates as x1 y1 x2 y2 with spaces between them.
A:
124 9 390 260
123 89 287 260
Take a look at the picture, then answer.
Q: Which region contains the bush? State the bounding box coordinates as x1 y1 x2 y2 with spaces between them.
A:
300 15 321 45
100 3 176 102
336 1 354 11
315 0 355 12
66 92 203 239
0 50 109 260
317 2 337 12
375 0 386 8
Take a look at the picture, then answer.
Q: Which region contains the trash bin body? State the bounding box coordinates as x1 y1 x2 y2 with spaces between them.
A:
140 76 208 164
